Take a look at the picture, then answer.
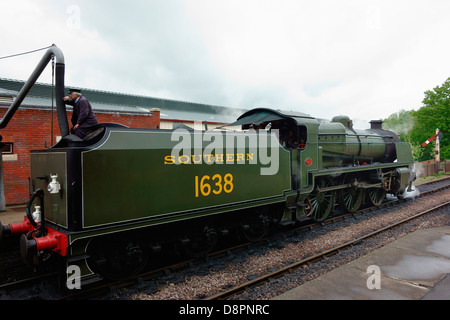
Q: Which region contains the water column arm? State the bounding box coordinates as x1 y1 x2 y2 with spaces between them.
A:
0 44 69 136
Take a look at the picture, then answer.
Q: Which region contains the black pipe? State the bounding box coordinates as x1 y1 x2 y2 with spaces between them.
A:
55 61 69 136
0 44 69 136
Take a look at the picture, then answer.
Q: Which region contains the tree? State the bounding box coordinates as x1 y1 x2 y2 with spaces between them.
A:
410 77 450 161
382 109 428 161
382 78 450 162
382 109 415 142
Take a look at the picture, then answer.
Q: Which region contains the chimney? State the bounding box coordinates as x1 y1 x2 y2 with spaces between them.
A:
370 120 383 130
150 108 161 129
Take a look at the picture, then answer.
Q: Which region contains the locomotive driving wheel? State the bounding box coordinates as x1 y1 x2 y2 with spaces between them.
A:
305 177 335 222
338 174 364 213
367 187 386 206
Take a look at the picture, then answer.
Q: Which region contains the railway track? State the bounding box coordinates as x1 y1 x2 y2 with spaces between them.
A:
79 177 450 300
1 177 449 299
205 200 449 300
134 178 449 300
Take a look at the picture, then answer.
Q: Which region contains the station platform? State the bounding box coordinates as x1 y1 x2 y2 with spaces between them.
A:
273 226 450 300
0 205 26 225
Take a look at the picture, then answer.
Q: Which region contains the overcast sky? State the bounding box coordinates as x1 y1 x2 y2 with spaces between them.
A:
1 0 449 127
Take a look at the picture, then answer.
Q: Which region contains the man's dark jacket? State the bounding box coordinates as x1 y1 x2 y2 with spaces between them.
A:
64 96 98 137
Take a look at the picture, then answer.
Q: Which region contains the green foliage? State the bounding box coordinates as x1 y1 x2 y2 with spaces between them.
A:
383 77 450 162
410 77 450 161
383 109 415 142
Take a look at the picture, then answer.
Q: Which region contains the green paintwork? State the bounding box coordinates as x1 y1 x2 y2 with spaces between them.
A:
30 152 68 227
81 130 292 227
318 122 388 167
395 142 414 163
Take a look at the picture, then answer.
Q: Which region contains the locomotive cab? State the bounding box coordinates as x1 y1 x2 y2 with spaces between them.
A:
229 108 312 151
225 107 320 200
273 119 307 150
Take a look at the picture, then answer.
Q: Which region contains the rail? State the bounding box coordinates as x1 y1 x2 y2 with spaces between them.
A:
204 199 450 300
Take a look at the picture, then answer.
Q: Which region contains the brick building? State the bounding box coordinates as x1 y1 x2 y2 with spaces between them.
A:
0 78 245 205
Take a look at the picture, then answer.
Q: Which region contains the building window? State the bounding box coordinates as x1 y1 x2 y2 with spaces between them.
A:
1 142 13 154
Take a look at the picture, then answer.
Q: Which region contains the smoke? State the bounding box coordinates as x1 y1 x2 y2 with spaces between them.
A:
403 184 420 199
412 161 426 179
401 162 421 199
381 109 416 139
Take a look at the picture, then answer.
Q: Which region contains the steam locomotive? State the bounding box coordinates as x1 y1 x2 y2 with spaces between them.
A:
0 45 415 285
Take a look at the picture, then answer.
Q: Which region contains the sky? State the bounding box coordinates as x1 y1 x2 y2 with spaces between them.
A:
1 0 449 128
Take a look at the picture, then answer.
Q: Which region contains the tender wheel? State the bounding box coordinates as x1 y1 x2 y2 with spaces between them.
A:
338 174 364 213
180 226 218 258
240 213 271 242
305 178 335 222
87 235 149 280
367 187 386 206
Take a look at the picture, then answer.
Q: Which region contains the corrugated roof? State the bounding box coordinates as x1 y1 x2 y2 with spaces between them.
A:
0 87 18 97
0 78 248 124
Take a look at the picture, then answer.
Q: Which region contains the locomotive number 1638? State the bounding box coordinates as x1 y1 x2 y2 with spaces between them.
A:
194 173 234 197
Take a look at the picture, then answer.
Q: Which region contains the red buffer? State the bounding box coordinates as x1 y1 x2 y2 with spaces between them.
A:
1 216 69 263
20 227 69 260
0 217 35 240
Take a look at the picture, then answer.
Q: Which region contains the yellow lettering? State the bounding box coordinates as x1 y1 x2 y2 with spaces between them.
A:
191 154 202 164
179 155 190 164
204 154 214 163
166 152 255 164
224 173 234 193
215 154 224 163
200 175 211 196
194 173 234 197
212 174 222 194
195 176 199 197
164 155 175 165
